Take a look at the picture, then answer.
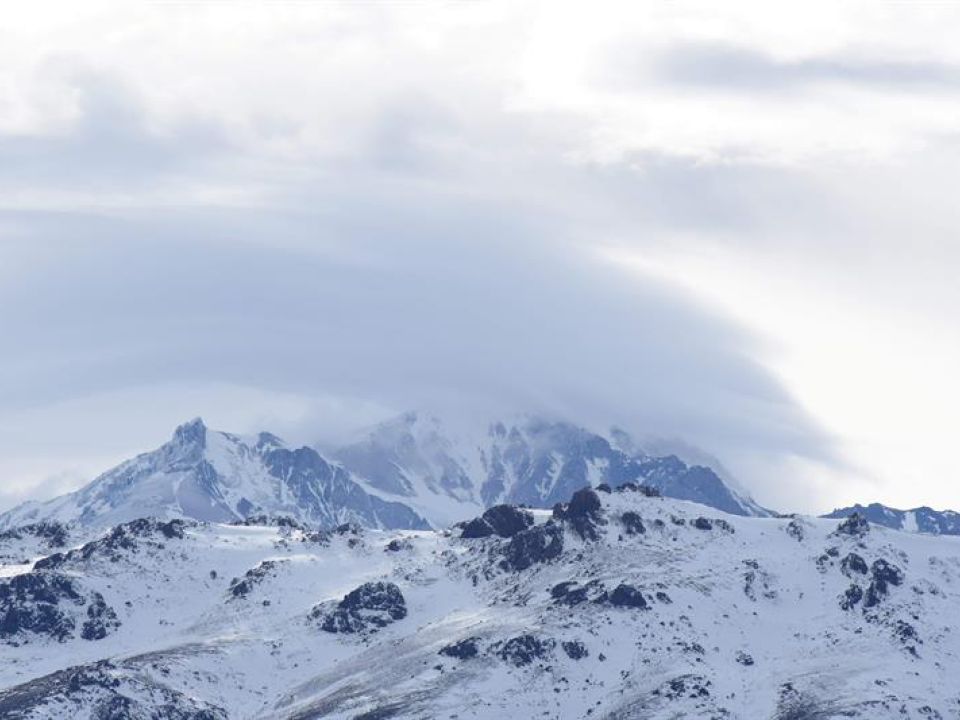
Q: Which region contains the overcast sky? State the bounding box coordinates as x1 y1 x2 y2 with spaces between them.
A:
2 1 960 515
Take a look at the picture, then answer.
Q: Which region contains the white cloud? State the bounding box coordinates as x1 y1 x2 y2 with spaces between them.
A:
2 1 960 514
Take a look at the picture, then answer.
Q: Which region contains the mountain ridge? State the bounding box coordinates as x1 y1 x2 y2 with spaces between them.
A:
823 502 960 536
0 412 770 532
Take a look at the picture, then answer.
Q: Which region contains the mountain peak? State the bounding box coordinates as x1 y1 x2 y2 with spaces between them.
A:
172 417 207 447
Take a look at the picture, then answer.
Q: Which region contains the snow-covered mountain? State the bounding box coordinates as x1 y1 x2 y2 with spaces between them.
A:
1 487 957 719
824 502 960 535
333 412 770 524
0 418 429 532
0 413 768 534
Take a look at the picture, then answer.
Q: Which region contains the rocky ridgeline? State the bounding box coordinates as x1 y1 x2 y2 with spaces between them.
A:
459 482 731 576
0 521 70 546
0 660 226 720
35 518 189 571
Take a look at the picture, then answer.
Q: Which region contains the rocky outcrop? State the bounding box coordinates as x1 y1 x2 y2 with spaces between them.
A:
0 660 226 719
439 637 480 660
0 572 119 644
314 581 407 634
496 634 554 666
35 518 189 571
834 513 870 537
460 505 534 539
552 487 604 540
498 521 564 572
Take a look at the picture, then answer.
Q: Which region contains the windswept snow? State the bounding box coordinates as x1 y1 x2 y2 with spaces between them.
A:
1 487 959 719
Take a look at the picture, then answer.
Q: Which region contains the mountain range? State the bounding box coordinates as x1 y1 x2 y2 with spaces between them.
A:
823 502 960 535
0 413 769 532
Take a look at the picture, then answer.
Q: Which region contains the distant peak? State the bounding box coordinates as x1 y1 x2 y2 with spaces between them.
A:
172 417 207 447
256 431 284 450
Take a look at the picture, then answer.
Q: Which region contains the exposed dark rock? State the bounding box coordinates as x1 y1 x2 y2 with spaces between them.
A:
692 517 713 531
835 513 870 537
232 514 305 531
461 505 534 539
496 634 554 666
550 579 603 606
0 571 119 644
0 521 69 549
499 521 564 572
439 637 479 660
655 674 711 701
655 591 672 604
0 660 227 720
316 581 407 634
840 584 863 611
871 558 904 589
302 531 332 545
735 651 754 666
608 583 648 609
0 573 79 643
742 561 777 601
562 640 588 660
714 519 735 534
384 538 412 552
552 488 604 541
841 553 868 576
620 511 645 536
785 519 805 541
229 559 284 599
81 595 120 640
616 483 661 497
894 620 921 655
35 518 188 571
335 523 363 536
863 559 904 609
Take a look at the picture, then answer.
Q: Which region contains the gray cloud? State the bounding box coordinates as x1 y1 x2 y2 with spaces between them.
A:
644 41 960 93
0 74 230 192
0 69 841 513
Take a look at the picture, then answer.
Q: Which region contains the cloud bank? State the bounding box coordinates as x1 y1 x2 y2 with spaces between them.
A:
5 2 960 514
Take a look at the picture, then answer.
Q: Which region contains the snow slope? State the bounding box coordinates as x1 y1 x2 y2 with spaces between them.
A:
1 486 958 719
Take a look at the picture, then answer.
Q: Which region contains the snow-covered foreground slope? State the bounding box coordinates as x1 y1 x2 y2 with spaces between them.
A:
1 486 959 719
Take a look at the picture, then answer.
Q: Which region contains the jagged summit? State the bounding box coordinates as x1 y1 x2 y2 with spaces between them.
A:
172 416 207 446
0 419 428 532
